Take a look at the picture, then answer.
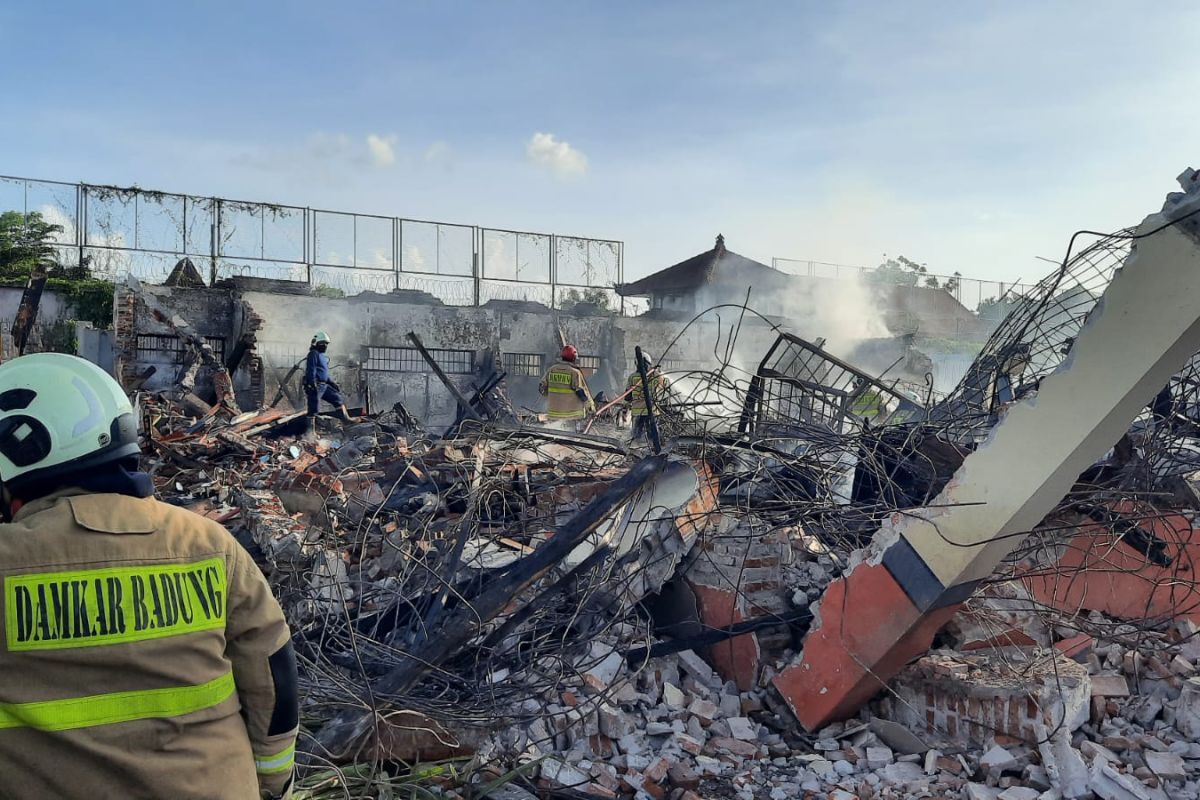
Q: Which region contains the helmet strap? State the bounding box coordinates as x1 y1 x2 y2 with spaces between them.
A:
0 486 16 523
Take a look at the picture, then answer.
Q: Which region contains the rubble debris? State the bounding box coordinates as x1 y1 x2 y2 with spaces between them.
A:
117 165 1200 799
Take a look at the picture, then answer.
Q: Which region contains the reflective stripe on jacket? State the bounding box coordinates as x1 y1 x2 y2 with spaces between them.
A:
0 490 296 799
850 388 884 418
539 361 592 419
625 371 668 416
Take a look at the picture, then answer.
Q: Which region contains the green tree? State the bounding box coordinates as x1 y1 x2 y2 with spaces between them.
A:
558 287 612 312
978 293 1025 321
0 209 114 329
944 271 961 295
0 210 63 278
867 254 926 287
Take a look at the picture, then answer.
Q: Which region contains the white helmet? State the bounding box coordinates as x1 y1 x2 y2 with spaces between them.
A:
312 331 331 345
0 354 139 491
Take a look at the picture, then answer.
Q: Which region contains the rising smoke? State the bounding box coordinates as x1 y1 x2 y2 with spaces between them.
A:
692 270 891 359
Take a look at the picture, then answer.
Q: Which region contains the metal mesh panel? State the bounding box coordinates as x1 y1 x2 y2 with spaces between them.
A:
482 229 551 283
356 215 394 270
401 220 474 276
0 174 622 307
219 204 265 260
313 211 356 267
939 231 1131 424
556 237 620 286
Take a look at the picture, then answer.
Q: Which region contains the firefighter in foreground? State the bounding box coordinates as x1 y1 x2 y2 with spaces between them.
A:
304 330 357 429
538 345 595 429
624 350 670 442
0 353 298 799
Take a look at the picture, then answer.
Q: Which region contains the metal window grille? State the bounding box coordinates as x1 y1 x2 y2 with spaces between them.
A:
577 355 601 373
135 334 226 364
752 333 911 434
502 352 544 377
366 346 474 374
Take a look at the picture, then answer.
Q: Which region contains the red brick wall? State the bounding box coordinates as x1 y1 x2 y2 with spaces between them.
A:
684 518 789 689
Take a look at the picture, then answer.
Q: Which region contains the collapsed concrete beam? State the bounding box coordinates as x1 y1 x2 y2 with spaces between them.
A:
775 167 1200 732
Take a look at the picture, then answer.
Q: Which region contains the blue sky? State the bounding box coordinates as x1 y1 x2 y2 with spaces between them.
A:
2 1 1198 285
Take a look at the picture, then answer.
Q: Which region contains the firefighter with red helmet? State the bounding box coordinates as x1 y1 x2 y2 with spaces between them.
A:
538 345 595 428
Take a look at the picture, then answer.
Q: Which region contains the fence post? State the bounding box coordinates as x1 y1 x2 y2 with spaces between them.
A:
77 184 86 271
550 235 558 310
306 207 314 288
210 198 221 286
181 195 188 279
393 217 400 292
618 240 625 315
473 226 481 306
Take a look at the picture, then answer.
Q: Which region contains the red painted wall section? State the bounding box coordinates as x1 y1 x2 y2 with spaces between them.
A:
1022 505 1200 625
688 582 762 691
773 562 962 731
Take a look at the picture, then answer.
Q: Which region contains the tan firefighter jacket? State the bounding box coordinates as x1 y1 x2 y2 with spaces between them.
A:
538 360 594 419
0 489 297 799
624 370 669 417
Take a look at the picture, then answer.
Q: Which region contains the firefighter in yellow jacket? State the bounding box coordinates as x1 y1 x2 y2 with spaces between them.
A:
849 379 886 423
0 354 298 799
624 350 670 442
538 345 595 429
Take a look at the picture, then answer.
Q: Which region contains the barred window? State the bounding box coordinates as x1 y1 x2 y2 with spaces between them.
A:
502 352 544 377
135 334 226 363
577 355 601 373
365 346 474 374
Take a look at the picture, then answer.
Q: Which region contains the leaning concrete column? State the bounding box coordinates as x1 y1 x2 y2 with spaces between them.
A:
775 168 1200 731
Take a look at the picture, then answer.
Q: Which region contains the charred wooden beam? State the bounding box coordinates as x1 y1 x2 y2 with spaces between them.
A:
11 265 49 357
635 345 662 453
407 331 483 423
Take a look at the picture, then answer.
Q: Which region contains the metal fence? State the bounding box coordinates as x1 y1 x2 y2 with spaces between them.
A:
771 257 1035 315
0 175 623 309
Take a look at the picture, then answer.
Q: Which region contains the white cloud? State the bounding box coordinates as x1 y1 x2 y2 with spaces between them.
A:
404 245 427 272
366 134 397 168
526 132 588 179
